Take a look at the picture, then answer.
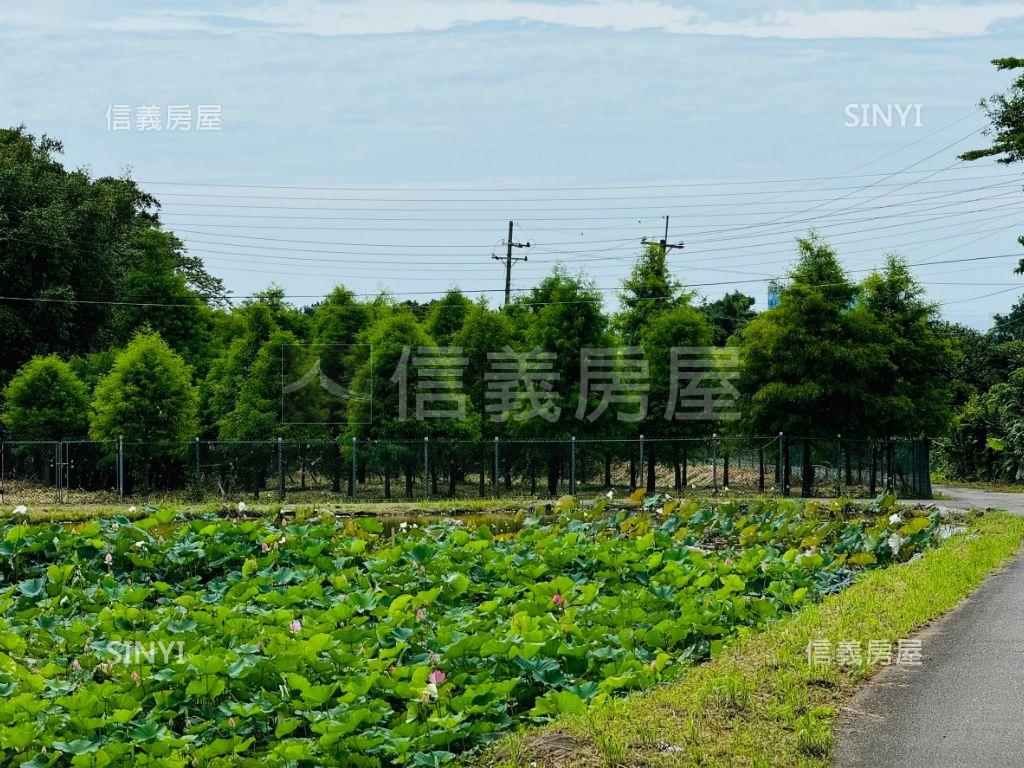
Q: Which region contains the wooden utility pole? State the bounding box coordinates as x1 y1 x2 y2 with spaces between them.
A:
492 220 530 307
641 215 684 257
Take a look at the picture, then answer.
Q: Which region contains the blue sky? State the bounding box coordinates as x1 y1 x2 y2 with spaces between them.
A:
2 0 1023 326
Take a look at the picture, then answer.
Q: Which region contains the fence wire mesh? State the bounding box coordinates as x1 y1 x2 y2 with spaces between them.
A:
0 435 932 505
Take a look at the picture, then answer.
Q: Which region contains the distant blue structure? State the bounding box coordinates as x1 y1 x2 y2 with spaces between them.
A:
767 286 780 309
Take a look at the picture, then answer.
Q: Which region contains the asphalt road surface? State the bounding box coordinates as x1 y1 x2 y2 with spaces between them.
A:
834 486 1024 767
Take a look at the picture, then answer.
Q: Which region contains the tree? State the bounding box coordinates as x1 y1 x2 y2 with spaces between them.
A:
0 127 221 385
313 286 373 428
736 235 887 494
703 291 757 346
91 331 197 443
201 288 311 438
424 289 473 346
960 58 1024 273
347 311 477 497
452 301 514 438
510 269 610 493
109 228 214 372
2 355 89 439
90 331 197 491
614 243 684 347
640 304 715 490
859 254 952 437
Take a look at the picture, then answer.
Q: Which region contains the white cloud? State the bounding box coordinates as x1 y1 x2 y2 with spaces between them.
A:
90 1 1024 39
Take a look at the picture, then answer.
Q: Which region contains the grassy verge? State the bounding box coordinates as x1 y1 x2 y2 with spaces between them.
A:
486 512 1024 768
931 475 1024 494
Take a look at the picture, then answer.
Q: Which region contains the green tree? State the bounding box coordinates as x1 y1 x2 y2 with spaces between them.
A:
201 288 311 437
1 355 89 439
451 301 514 438
736 235 886 493
0 127 221 384
510 269 610 493
424 289 473 345
110 228 214 372
859 254 952 437
703 291 757 346
614 244 684 347
90 331 197 492
348 311 476 497
960 58 1024 273
639 304 715 490
90 331 197 443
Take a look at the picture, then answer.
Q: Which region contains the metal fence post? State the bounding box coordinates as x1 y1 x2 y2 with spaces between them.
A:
423 437 429 500
836 433 842 497
277 437 285 500
777 432 785 496
922 437 933 499
194 437 202 497
712 432 719 493
53 442 60 504
885 438 894 493
570 436 576 496
118 435 124 500
493 436 500 497
349 437 356 497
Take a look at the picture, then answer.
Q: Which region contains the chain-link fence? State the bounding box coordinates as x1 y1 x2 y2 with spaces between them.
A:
0 435 933 505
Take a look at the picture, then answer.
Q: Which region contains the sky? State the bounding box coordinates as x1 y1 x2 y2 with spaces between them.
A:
2 0 1023 327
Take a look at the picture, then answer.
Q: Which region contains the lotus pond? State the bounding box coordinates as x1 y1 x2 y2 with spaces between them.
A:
0 495 941 767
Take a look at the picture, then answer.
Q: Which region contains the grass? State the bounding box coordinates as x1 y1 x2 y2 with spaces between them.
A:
484 511 1024 768
931 475 1024 494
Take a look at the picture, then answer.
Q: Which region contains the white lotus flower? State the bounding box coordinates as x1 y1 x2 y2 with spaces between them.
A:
605 490 614 500
889 513 903 525
237 501 248 513
12 505 27 516
128 506 137 514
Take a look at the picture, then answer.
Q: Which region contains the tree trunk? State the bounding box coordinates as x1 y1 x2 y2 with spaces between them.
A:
547 453 560 496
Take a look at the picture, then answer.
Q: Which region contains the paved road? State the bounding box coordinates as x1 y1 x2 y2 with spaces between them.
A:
834 486 1024 767
931 484 1024 515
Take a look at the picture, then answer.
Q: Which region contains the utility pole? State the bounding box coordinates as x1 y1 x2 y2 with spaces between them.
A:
641 215 684 257
492 220 530 307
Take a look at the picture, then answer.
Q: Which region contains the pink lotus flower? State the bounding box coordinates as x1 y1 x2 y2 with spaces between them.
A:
71 658 81 672
552 592 568 610
724 558 734 567
104 552 113 565
261 542 270 553
130 671 140 682
427 670 446 685
289 619 302 634
416 608 426 622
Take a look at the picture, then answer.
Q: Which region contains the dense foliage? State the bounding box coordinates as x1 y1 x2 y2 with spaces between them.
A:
944 58 1024 480
0 496 940 766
